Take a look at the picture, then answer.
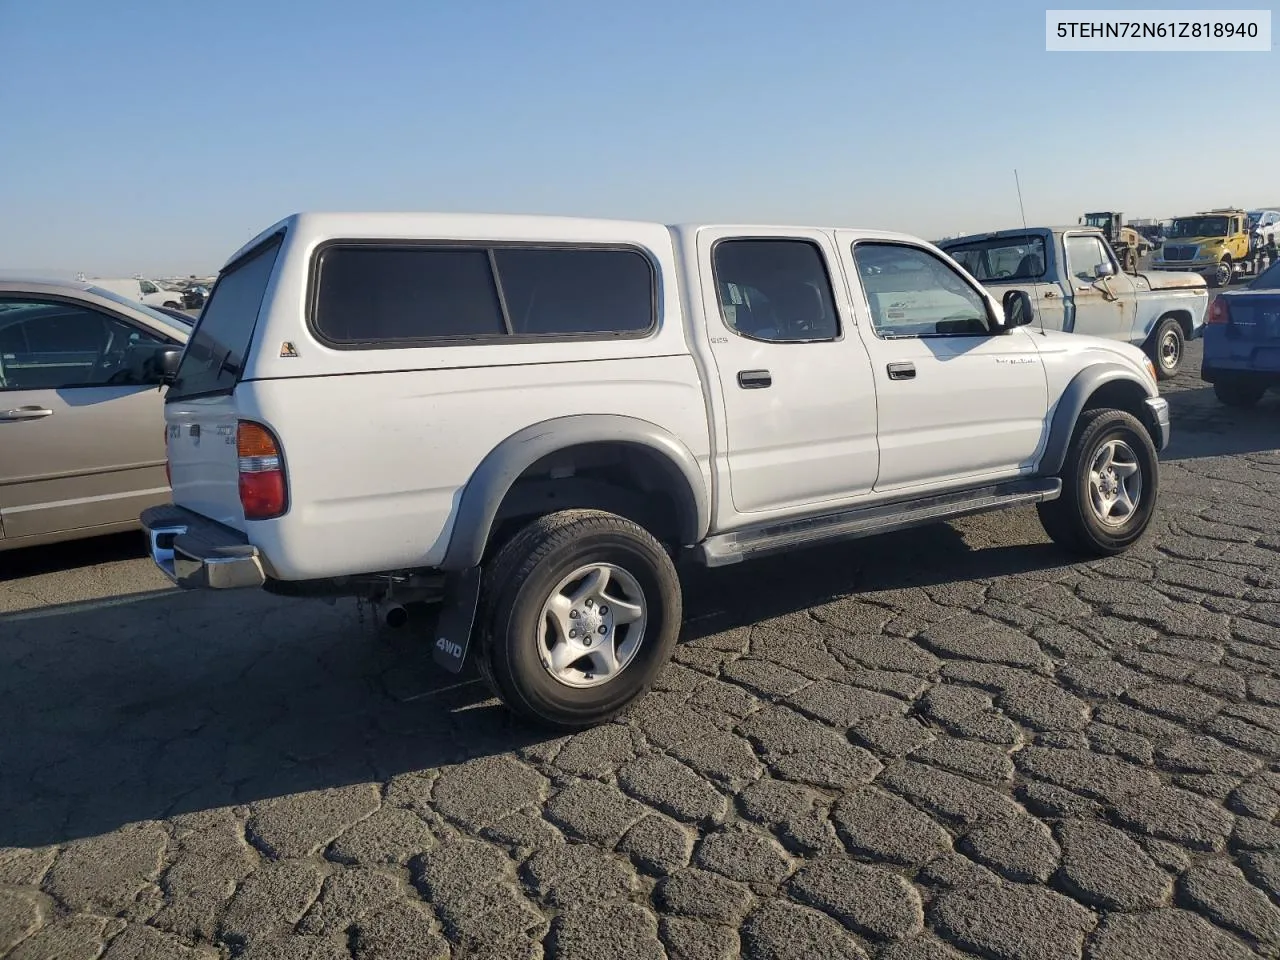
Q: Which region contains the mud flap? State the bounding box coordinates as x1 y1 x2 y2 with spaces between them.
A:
432 566 482 673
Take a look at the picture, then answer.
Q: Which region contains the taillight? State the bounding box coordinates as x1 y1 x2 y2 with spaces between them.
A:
163 426 171 486
1208 297 1231 324
237 421 287 520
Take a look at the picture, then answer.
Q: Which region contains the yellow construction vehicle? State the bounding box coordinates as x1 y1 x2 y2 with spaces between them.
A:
1079 212 1149 273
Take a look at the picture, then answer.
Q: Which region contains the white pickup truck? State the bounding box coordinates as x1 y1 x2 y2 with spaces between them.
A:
142 213 1170 728
938 226 1208 380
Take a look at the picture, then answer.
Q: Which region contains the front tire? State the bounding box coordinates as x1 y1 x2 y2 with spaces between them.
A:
1210 258 1233 288
1213 379 1267 408
1147 317 1185 380
1037 408 1159 558
478 509 682 729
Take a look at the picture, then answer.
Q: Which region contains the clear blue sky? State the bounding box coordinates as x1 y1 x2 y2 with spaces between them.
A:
1 0 1275 276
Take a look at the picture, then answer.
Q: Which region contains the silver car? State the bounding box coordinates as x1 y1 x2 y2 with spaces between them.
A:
0 279 190 551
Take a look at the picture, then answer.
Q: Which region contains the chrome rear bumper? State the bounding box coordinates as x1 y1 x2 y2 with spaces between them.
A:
140 505 265 590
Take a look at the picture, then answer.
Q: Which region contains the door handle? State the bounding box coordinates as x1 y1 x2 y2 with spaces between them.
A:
886 362 916 381
0 406 54 421
737 369 771 389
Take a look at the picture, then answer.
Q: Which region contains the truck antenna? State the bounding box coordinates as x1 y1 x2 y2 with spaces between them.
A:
1014 168 1046 336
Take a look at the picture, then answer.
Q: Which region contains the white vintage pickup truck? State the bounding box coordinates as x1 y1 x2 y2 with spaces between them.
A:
938 225 1208 380
142 212 1170 728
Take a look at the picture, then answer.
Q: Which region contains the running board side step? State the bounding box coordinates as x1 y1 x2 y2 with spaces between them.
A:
697 477 1062 567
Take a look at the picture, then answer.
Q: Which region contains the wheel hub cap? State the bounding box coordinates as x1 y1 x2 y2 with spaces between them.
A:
537 563 647 689
1088 439 1143 527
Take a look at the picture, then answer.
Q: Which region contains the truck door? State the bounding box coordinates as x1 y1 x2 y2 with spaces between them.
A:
1233 215 1250 261
694 229 879 517
1063 232 1136 340
835 234 1048 493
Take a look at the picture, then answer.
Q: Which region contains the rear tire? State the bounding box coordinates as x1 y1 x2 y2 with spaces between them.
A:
478 509 681 730
1213 379 1266 408
1036 408 1159 558
1147 317 1185 380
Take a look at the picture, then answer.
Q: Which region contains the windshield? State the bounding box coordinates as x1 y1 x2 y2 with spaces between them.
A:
1169 216 1229 238
942 236 1047 282
86 284 193 338
1082 214 1112 229
168 235 283 401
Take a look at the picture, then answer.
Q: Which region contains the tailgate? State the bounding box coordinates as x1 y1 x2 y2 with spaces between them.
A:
163 234 284 531
165 397 244 529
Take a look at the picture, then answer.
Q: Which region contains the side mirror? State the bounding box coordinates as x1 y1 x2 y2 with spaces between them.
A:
155 345 183 385
1094 260 1116 279
1002 289 1034 328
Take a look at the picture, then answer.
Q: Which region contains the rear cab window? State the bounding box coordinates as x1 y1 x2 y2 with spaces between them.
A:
309 243 656 347
168 235 283 400
943 235 1047 283
710 238 841 343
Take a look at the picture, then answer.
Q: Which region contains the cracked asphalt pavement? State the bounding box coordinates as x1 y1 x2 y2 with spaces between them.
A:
3 339 1280 959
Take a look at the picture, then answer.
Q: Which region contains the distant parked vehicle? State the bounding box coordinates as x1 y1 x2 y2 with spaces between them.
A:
1154 209 1259 288
1248 210 1280 247
181 284 209 311
938 225 1207 379
1079 212 1148 272
0 279 189 551
1201 258 1280 407
89 277 186 310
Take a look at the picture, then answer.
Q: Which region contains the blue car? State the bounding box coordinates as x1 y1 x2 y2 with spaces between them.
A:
1201 259 1280 407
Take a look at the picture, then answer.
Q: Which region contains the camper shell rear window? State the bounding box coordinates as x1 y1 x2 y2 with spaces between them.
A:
308 241 657 348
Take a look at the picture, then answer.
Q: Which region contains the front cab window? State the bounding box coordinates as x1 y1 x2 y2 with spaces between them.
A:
853 242 993 339
1064 234 1116 283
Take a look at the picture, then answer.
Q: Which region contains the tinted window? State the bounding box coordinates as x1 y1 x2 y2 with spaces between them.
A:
853 242 992 339
0 300 167 391
711 239 840 343
315 248 503 343
1064 235 1114 281
494 249 652 335
943 236 1047 282
312 245 654 345
169 236 282 400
